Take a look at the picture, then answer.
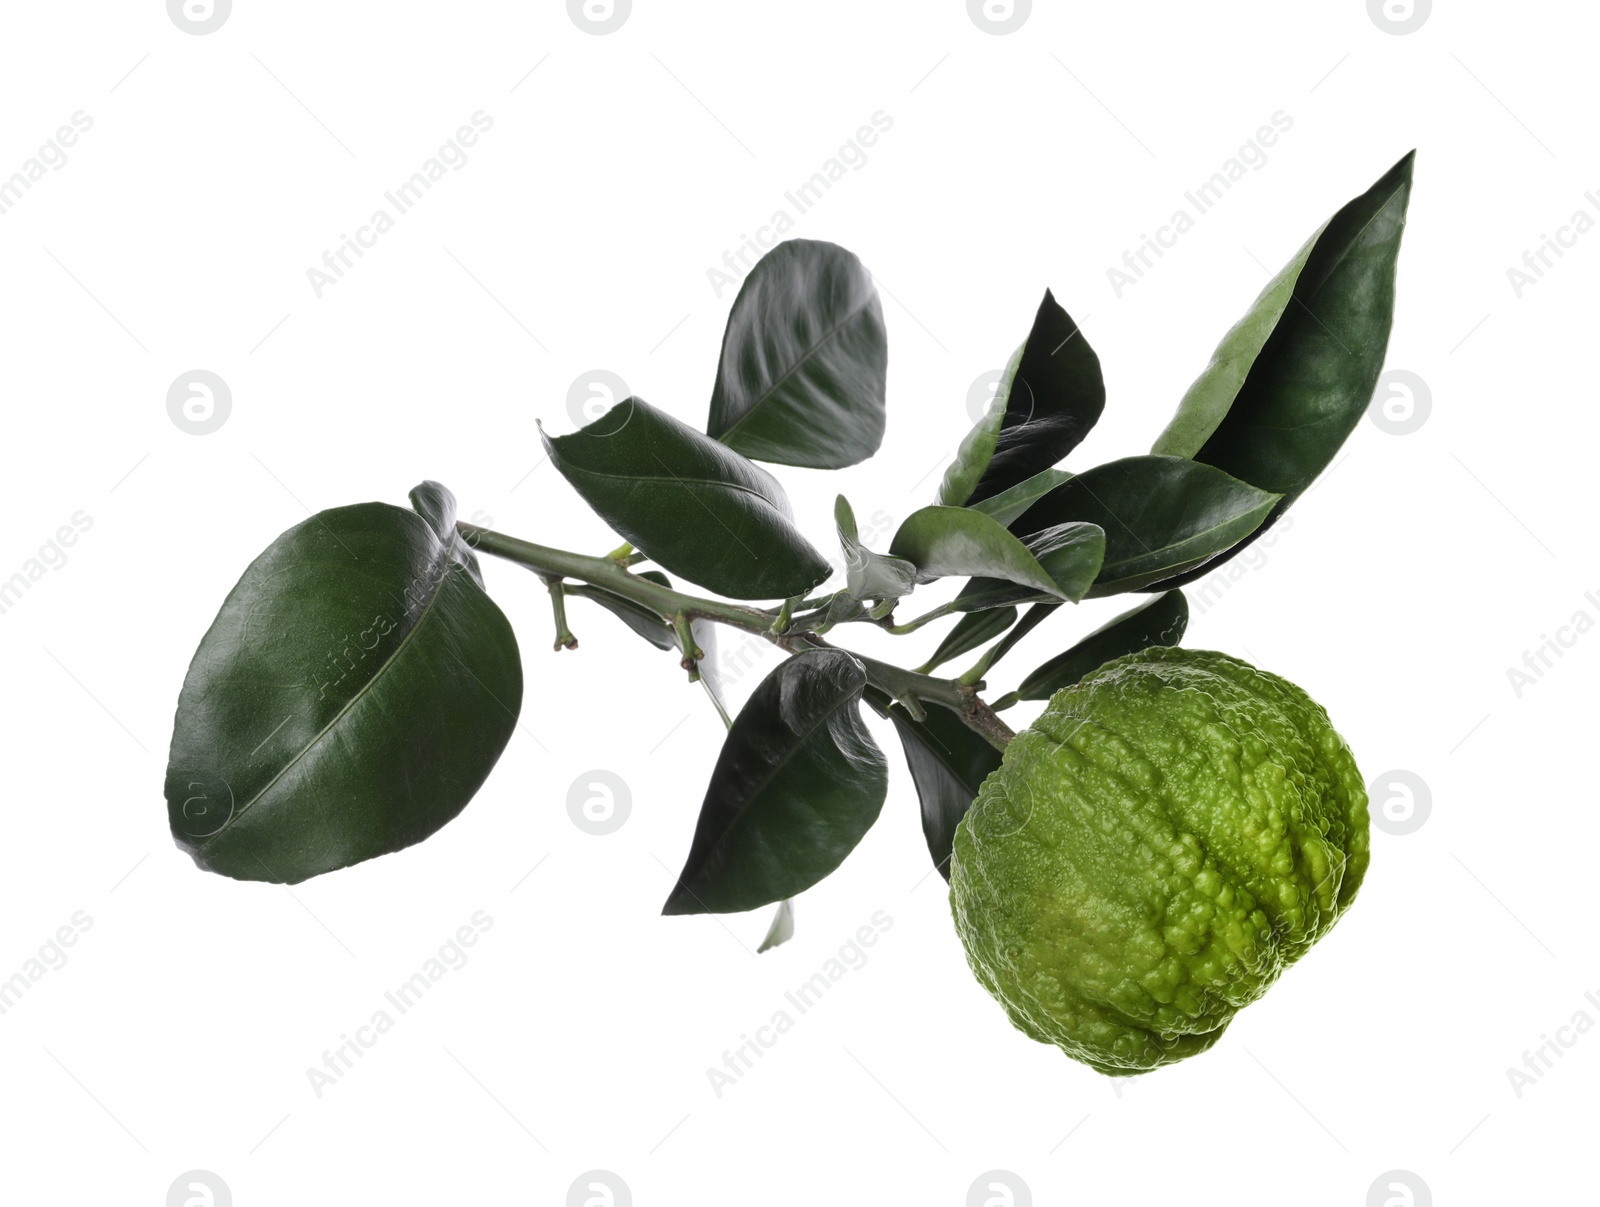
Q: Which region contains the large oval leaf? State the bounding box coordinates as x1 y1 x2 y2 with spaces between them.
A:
836 495 917 602
164 484 523 883
1012 456 1279 596
543 397 830 600
1011 589 1189 702
887 702 1002 881
1152 153 1413 528
939 291 1104 506
890 507 1073 600
707 239 887 469
662 649 887 915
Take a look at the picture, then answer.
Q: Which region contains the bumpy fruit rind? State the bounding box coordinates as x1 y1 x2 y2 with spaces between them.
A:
950 647 1368 1074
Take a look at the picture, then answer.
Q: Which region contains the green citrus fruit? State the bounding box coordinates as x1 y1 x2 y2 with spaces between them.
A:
950 647 1368 1075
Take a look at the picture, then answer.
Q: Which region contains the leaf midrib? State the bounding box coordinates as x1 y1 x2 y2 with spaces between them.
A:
716 299 873 444
1102 495 1279 582
564 460 780 509
679 670 864 894
198 532 455 854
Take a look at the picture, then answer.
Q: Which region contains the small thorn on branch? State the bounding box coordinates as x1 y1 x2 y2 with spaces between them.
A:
545 578 578 652
672 612 703 681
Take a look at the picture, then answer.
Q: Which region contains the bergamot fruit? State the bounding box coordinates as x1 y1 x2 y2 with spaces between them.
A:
950 647 1368 1074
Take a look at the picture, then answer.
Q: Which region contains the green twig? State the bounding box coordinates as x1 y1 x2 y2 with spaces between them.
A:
460 522 1013 750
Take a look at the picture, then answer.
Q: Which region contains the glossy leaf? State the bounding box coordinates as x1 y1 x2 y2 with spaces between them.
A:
708 239 888 469
888 703 1003 881
836 495 917 602
566 571 675 651
968 468 1073 528
662 650 887 915
939 291 1104 506
164 484 523 883
1023 522 1107 602
947 521 1107 612
1013 590 1189 701
918 606 1018 674
1150 153 1413 567
889 507 1073 600
968 291 1105 504
543 397 830 600
1012 456 1279 596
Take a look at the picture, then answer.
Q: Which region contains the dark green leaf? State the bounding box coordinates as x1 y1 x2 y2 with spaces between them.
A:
939 291 1104 506
918 607 1018 674
1150 153 1413 571
165 490 523 883
1012 456 1279 596
566 571 675 651
543 397 831 600
708 239 887 469
663 649 887 915
836 495 917 601
968 468 1073 528
888 703 1003 881
889 506 1074 600
975 600 1060 674
1013 590 1189 701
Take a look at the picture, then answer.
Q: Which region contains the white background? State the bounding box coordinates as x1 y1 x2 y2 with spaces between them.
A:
0 1 1592 1203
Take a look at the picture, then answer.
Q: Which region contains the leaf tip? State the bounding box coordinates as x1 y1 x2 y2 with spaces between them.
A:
660 887 698 916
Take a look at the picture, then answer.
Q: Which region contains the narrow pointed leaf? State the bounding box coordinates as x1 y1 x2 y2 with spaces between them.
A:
918 606 1018 674
975 600 1061 675
968 291 1105 504
888 703 1003 880
1149 153 1413 576
1013 590 1189 701
836 495 917 601
165 489 523 883
543 397 830 600
1012 456 1279 596
939 343 1019 508
939 291 1104 506
663 650 887 915
708 239 887 469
